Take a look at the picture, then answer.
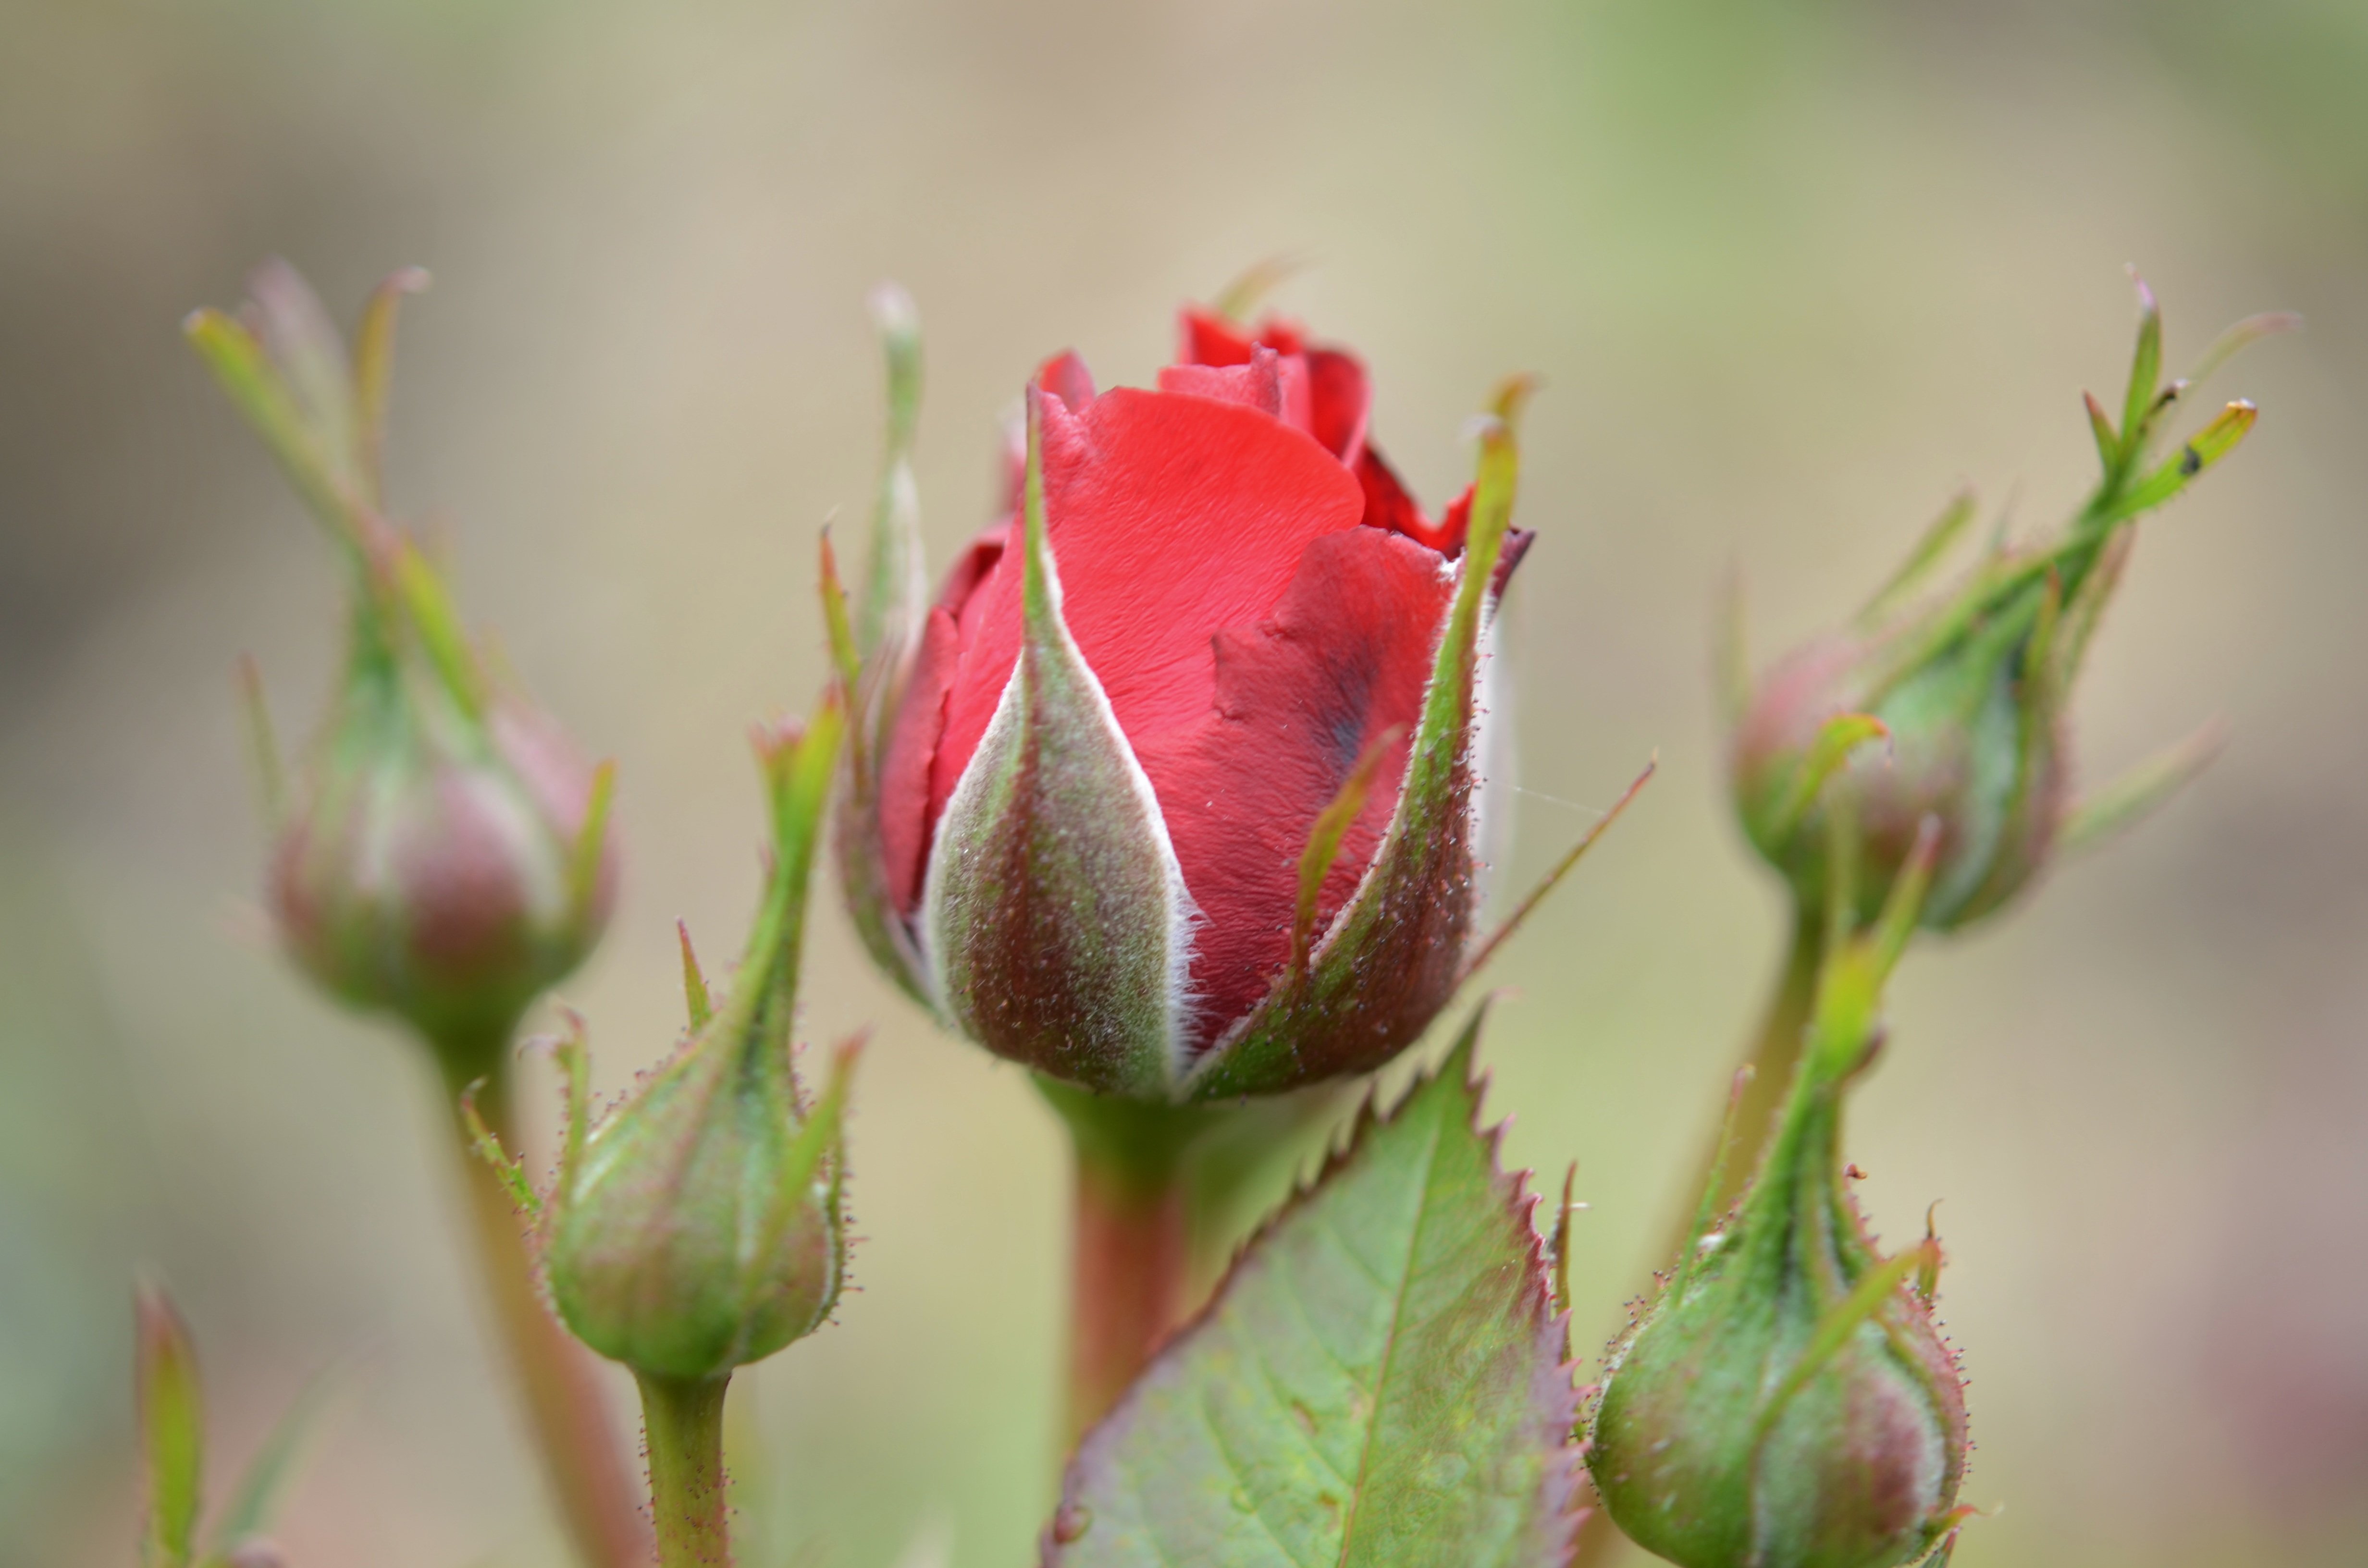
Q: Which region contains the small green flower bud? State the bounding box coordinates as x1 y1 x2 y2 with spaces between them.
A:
188 261 617 1066
1729 281 2282 932
267 632 617 1062
480 700 859 1383
1589 833 1970 1568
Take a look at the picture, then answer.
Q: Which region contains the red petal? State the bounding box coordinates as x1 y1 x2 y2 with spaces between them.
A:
879 526 1008 917
1180 308 1256 367
1303 346 1369 466
1356 445 1469 555
1131 526 1456 1051
879 605 960 917
1176 311 1364 462
1036 350 1097 411
927 386 1364 836
1156 345 1312 438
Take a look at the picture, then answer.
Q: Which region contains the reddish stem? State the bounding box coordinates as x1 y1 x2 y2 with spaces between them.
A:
1038 1080 1217 1449
1067 1149 1192 1444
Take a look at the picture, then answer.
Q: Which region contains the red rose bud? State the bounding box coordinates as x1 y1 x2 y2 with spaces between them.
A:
187 262 618 1068
1589 829 1971 1568
1729 279 2286 931
473 702 859 1382
834 285 1610 1102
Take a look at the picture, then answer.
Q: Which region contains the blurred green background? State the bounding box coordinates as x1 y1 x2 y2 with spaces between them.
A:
3 1 2363 1564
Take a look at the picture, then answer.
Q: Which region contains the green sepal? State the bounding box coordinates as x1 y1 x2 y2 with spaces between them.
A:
2058 719 2226 858
923 390 1196 1098
209 1361 341 1553
352 267 430 506
136 1283 205 1568
833 293 937 1007
1858 488 1976 628
1046 1008 1584 1567
534 698 856 1380
2094 400 2258 526
2117 270 2163 475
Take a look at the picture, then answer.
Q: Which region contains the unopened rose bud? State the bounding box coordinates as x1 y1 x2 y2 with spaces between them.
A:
476 701 857 1382
1589 830 1970 1568
1729 280 2284 932
187 261 618 1069
834 283 1639 1102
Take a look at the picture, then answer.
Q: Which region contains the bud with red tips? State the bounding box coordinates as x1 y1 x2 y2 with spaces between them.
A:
1588 825 1972 1568
1729 280 2287 932
186 262 618 1070
471 699 857 1384
832 277 1642 1103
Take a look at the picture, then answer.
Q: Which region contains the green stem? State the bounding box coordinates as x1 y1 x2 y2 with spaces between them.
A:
636 1372 733 1568
1038 1081 1217 1447
434 1032 649 1568
1703 908 1826 1224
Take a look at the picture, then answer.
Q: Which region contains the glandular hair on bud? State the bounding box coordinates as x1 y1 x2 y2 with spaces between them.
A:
1589 912 1969 1568
537 702 856 1382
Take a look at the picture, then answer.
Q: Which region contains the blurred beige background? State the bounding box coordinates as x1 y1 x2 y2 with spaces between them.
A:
3 1 2363 1565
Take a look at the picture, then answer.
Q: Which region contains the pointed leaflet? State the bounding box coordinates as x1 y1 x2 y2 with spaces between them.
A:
1044 1010 1582 1567
923 390 1196 1097
1186 410 1520 1100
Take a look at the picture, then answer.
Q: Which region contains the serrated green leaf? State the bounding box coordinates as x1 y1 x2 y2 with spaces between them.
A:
1045 1011 1583 1568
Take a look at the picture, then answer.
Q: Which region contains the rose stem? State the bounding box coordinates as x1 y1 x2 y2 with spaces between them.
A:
1689 907 1826 1226
1038 1082 1214 1448
635 1372 734 1568
1569 909 1826 1568
1067 1140 1189 1443
436 1033 651 1568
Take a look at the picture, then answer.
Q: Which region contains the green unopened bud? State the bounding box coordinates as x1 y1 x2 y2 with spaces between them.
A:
1589 832 1970 1568
477 699 858 1383
1730 280 2284 932
189 261 617 1066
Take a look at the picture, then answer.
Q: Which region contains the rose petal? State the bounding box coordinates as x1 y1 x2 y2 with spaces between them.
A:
879 527 1008 916
928 386 1365 832
1155 345 1312 439
1131 526 1456 1050
1303 346 1370 466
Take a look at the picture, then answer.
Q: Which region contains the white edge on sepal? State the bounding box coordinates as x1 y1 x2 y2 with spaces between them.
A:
917 396 1202 1092
1469 561 1518 922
